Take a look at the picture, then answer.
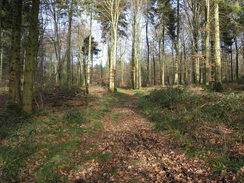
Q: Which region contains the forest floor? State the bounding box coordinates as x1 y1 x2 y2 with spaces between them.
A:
0 86 243 182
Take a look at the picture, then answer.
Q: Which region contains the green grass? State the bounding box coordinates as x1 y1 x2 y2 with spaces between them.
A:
128 160 140 166
92 122 103 130
111 113 122 121
84 152 112 162
137 87 244 175
0 90 119 182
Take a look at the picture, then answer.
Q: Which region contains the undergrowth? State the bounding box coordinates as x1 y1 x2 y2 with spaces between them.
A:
0 90 120 182
137 87 244 176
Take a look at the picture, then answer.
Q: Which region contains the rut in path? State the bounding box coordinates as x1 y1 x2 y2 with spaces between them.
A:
71 90 234 183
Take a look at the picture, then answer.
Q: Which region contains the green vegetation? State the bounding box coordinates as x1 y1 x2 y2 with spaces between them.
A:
0 91 123 182
137 87 244 174
84 152 112 162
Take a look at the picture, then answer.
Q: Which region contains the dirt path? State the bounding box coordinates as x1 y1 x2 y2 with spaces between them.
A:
71 89 235 183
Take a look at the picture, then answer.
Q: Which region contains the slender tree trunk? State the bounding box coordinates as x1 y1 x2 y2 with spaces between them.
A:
83 53 88 94
174 0 180 85
172 41 175 85
205 0 211 85
230 46 233 81
113 29 118 91
119 41 124 86
153 55 156 85
78 26 83 87
71 54 74 85
131 7 136 89
158 40 161 83
193 36 199 83
76 62 79 85
109 24 118 92
159 24 165 86
214 0 222 83
0 33 2 87
137 22 142 89
0 0 2 87
87 11 93 89
183 34 187 84
39 45 44 84
78 49 83 86
161 34 165 86
23 0 40 114
109 33 115 91
49 54 53 78
191 1 200 84
146 19 150 85
66 0 73 89
52 5 62 86
100 49 103 85
9 0 23 105
234 37 239 80
174 42 179 85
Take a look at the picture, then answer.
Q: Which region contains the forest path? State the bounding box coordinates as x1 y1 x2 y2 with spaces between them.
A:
72 88 219 183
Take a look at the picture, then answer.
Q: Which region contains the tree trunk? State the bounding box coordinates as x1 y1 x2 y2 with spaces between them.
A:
153 55 156 85
87 11 93 89
0 0 2 86
160 25 165 87
119 41 124 86
230 46 233 81
183 33 188 84
174 0 180 85
9 0 23 105
131 8 136 89
23 0 40 114
109 25 118 92
146 19 150 85
191 1 200 84
174 42 179 85
52 5 62 86
109 34 114 91
214 0 222 83
49 53 53 78
234 37 239 80
136 22 142 89
66 0 73 89
0 33 2 87
100 50 103 85
78 48 83 86
205 0 211 85
71 54 74 85
83 53 88 94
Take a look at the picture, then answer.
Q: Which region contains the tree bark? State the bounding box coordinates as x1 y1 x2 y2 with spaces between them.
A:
136 21 142 89
234 37 239 80
23 0 40 114
205 0 211 85
87 10 93 90
174 0 180 85
66 0 74 89
0 0 2 86
214 0 222 83
230 46 233 81
9 0 23 105
51 3 62 86
153 55 156 85
0 33 2 87
131 5 136 89
160 25 165 86
146 19 150 85
83 53 88 94
119 40 124 86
